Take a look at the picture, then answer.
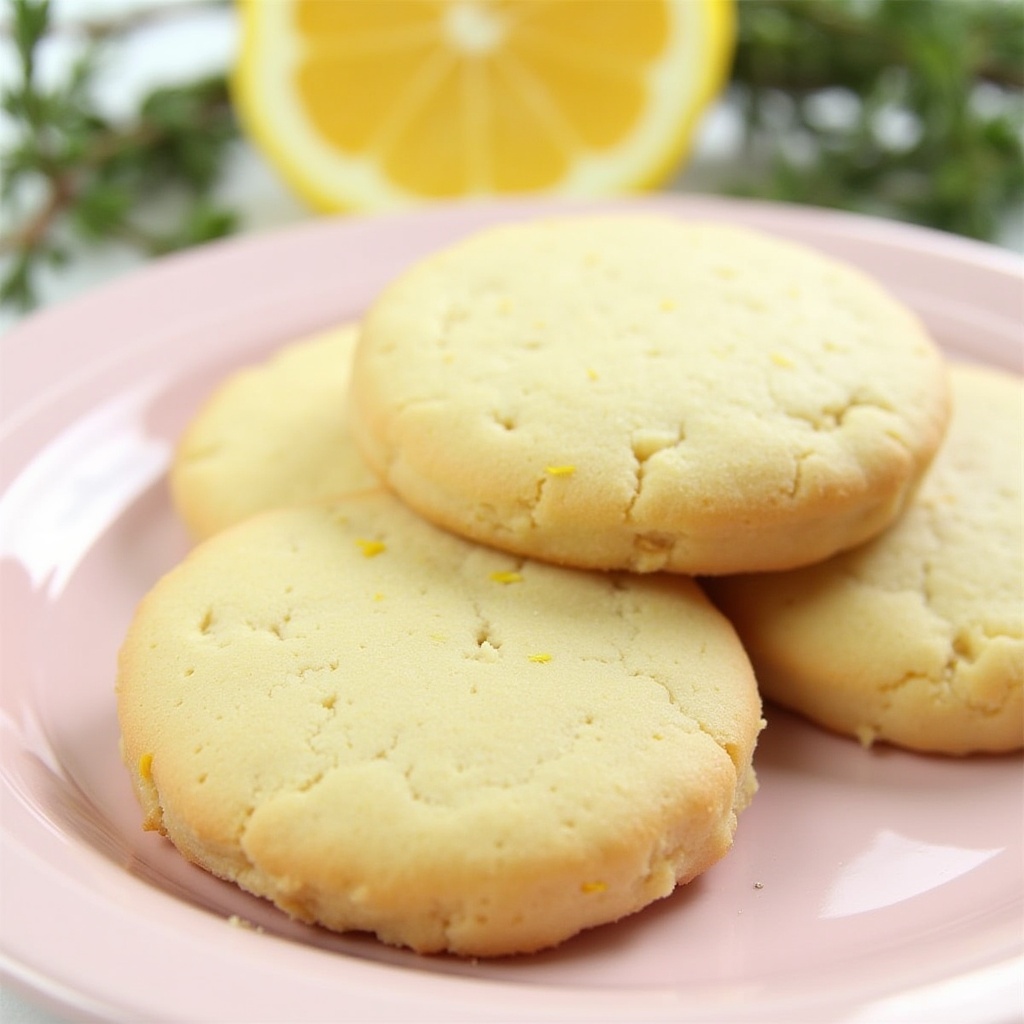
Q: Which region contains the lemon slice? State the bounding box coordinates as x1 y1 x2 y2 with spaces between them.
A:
234 0 734 212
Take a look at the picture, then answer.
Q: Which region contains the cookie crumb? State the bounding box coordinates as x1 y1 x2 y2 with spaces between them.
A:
855 725 877 748
753 881 764 890
227 914 263 932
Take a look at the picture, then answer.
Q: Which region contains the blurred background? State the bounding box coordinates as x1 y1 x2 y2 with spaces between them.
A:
1 0 1022 337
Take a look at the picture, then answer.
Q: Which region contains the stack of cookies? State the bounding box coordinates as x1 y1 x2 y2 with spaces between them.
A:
117 214 1022 957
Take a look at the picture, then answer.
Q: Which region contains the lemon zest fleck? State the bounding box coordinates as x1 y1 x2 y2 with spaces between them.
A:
545 465 576 477
528 652 552 663
356 539 386 557
581 881 607 894
139 753 153 780
489 570 523 585
770 351 794 368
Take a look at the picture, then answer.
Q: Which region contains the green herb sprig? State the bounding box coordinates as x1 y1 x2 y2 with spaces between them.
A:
0 0 239 310
727 0 1024 241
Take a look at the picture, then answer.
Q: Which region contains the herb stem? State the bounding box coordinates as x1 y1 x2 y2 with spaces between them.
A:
0 173 74 257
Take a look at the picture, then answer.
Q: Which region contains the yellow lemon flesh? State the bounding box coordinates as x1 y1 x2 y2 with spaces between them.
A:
234 0 734 212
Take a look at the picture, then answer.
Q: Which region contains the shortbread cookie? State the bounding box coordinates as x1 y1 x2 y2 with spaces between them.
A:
117 491 762 956
349 215 950 575
171 324 378 539
708 363 1023 755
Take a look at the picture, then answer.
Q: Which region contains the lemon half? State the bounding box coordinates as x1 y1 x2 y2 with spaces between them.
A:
234 0 734 211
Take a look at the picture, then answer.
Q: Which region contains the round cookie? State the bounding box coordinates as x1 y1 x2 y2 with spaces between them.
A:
117 490 762 956
171 324 378 539
707 363 1023 756
349 215 951 575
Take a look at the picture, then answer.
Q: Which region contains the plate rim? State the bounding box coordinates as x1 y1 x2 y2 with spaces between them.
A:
1 194 1022 1024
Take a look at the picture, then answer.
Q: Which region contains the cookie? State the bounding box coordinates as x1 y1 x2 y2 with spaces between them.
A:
707 363 1023 756
348 215 951 575
117 490 763 956
171 324 378 539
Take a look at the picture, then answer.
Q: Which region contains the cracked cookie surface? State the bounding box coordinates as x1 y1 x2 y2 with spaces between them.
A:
117 490 763 956
349 215 950 574
707 363 1023 755
171 324 377 540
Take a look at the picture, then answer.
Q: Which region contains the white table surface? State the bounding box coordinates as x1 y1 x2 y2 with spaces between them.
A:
1 4 1021 1022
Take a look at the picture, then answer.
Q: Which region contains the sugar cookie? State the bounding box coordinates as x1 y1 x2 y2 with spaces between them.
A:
171 324 377 539
117 491 762 956
349 215 950 575
708 363 1023 755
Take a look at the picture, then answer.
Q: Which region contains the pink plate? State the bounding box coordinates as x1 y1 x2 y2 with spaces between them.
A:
1 196 1022 1023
